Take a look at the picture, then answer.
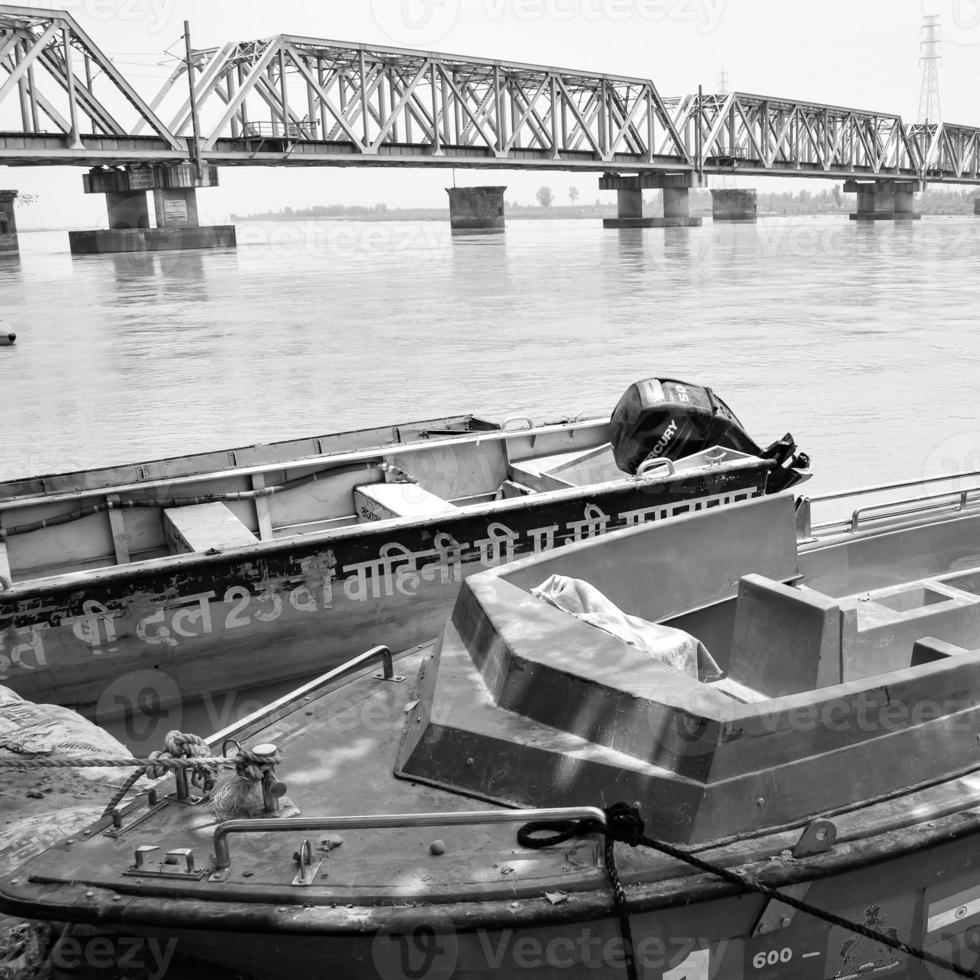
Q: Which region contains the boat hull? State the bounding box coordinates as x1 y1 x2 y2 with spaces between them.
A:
0 464 767 747
8 810 980 980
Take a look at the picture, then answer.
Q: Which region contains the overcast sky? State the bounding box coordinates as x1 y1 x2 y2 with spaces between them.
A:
6 0 979 228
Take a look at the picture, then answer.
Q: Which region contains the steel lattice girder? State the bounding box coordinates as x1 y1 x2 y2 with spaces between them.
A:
1 3 980 181
0 4 179 154
146 34 692 169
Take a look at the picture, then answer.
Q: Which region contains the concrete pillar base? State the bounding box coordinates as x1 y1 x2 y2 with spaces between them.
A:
446 186 506 230
68 226 237 255
711 188 758 222
845 179 920 221
599 172 700 229
74 164 234 253
0 190 19 253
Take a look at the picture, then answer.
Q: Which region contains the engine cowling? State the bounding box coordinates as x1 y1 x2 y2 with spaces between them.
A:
609 378 809 491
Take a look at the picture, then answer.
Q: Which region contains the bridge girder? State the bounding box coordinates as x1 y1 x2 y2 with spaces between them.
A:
144 34 691 171
0 5 978 185
0 4 180 154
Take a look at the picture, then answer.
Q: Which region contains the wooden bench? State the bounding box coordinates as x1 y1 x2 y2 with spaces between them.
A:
354 483 457 522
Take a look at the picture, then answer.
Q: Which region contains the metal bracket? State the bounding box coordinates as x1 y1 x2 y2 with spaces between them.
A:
124 844 208 880
751 882 812 936
791 818 837 858
373 670 406 683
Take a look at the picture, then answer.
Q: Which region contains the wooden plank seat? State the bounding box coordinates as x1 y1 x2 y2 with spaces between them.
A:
508 445 615 493
353 483 457 522
164 502 258 555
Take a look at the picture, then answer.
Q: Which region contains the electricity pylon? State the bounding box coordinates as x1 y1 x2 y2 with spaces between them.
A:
918 15 942 124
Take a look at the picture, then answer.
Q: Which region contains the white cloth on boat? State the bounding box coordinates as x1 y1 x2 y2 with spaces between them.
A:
531 574 721 679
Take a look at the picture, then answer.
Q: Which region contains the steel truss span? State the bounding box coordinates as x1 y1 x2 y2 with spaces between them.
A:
0 3 979 185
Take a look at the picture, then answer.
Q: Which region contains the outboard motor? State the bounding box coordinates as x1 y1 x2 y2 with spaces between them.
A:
610 378 809 492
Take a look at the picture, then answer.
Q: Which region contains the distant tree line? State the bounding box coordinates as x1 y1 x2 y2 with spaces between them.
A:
232 203 389 220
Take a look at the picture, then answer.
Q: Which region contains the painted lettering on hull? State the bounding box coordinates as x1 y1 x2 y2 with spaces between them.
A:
0 479 764 678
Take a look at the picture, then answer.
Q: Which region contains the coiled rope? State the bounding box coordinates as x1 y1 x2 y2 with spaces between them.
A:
518 802 980 980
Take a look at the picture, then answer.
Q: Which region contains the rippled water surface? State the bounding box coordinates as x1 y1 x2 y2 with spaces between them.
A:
4 215 980 496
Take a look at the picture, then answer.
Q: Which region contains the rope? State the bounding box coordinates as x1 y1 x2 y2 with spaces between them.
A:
0 755 228 770
518 803 980 980
231 746 281 782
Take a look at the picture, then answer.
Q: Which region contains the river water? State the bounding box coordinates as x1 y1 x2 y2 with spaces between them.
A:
2 214 980 741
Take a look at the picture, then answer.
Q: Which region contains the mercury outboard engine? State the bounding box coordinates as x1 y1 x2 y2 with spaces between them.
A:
610 378 809 492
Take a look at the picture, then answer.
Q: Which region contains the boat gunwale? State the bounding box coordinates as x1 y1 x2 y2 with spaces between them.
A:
0 413 502 500
0 417 610 513
5 792 979 935
0 453 771 593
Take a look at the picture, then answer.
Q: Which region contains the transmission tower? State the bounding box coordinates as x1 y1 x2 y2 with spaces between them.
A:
918 15 942 124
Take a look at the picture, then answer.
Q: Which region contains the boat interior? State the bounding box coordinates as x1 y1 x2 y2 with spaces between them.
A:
0 414 676 585
397 489 980 845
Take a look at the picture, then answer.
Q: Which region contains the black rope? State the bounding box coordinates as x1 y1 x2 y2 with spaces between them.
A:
518 803 980 980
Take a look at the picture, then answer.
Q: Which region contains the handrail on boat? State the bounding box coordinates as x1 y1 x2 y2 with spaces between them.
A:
796 467 980 541
211 806 607 871
637 456 675 478
807 466 980 504
205 645 399 748
848 485 980 532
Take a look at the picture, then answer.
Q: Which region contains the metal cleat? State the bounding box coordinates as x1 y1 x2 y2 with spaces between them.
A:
291 839 321 887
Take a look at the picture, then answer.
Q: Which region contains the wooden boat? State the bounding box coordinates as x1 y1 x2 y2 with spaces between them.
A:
5 470 980 979
0 381 807 727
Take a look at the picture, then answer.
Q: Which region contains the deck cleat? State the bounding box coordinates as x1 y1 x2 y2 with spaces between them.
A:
291 839 321 886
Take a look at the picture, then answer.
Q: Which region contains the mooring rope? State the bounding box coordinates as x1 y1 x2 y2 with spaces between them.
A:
518 802 980 980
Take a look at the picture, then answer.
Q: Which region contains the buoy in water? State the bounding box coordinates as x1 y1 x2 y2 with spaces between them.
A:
0 332 15 346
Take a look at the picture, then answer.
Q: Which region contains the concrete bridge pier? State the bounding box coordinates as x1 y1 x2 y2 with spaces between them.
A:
69 165 237 254
0 190 18 253
600 173 702 228
446 186 506 231
845 179 921 221
711 188 758 222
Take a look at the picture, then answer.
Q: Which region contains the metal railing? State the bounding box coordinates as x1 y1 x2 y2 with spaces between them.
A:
796 466 980 541
212 806 606 871
206 645 402 749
